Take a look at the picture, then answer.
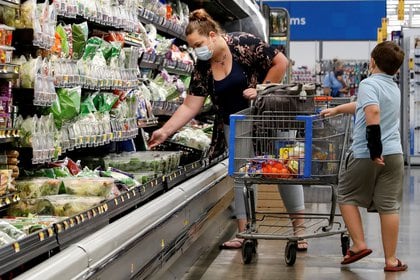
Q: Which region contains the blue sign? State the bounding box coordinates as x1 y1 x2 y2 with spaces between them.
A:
264 0 386 41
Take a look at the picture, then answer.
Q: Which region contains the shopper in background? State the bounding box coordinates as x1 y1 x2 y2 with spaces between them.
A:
323 58 349 97
148 9 308 250
320 41 407 271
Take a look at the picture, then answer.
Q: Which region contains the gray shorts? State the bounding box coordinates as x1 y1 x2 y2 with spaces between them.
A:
338 152 404 214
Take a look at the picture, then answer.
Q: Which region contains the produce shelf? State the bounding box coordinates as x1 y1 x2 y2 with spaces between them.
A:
165 168 187 190
137 117 159 128
106 188 142 219
0 192 20 209
0 226 58 276
137 176 165 201
0 63 19 79
138 8 186 41
54 203 110 248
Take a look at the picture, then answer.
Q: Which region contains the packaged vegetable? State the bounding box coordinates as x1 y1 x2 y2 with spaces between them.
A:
61 177 115 197
8 195 104 217
16 178 61 199
0 220 26 240
0 231 15 247
72 22 88 60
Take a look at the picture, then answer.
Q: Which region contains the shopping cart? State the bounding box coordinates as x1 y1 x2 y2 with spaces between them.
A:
228 86 352 265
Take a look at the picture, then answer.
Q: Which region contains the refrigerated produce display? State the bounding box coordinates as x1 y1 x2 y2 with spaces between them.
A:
0 0 266 279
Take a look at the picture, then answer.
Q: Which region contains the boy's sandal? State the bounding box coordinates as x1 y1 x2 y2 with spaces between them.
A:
219 238 244 250
341 248 372 265
296 240 308 251
384 259 408 272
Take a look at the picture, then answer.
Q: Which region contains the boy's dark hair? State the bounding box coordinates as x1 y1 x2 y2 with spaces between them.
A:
371 41 404 75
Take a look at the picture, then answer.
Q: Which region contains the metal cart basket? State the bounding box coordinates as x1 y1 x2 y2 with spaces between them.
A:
228 88 352 265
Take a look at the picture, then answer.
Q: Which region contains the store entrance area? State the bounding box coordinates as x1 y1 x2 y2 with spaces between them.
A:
182 167 420 280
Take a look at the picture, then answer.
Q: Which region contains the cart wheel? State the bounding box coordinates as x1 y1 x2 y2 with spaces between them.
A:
341 234 350 256
284 241 297 266
242 240 255 264
252 239 258 253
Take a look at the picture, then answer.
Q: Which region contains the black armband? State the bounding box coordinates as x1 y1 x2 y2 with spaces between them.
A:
366 124 382 160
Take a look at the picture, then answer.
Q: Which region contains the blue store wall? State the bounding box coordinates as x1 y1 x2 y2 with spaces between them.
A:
264 0 386 41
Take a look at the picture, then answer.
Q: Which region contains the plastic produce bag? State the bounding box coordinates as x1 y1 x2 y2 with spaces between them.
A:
0 220 26 240
93 92 119 113
16 178 61 199
51 87 81 127
61 177 115 197
72 22 88 60
0 231 15 247
8 195 104 217
80 93 97 115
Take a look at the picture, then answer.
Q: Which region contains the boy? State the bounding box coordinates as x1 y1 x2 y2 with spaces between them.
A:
320 41 407 272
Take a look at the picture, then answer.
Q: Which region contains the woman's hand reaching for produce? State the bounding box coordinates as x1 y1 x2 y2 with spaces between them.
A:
148 128 170 149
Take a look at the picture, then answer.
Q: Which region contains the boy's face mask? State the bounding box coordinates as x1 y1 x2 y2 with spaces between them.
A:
194 45 213 61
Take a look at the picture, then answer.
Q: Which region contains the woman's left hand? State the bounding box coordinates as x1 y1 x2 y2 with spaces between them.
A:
243 88 257 100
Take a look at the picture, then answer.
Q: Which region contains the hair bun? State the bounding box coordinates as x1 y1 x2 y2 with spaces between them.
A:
189 9 211 22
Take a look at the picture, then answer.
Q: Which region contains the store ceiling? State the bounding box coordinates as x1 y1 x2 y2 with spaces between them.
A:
187 0 249 24
387 0 420 31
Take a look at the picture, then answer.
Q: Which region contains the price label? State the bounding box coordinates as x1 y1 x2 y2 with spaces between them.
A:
69 219 75 227
5 197 10 205
75 215 81 224
114 198 119 206
121 196 125 203
47 228 54 237
56 224 63 233
127 192 131 199
39 232 45 241
63 221 69 229
13 242 20 253
132 190 136 196
92 209 97 217
103 204 108 212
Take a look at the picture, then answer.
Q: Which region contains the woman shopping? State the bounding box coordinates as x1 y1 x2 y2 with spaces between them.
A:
323 58 349 97
148 9 308 251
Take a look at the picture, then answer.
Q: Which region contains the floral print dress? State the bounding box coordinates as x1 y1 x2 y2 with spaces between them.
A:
188 32 280 159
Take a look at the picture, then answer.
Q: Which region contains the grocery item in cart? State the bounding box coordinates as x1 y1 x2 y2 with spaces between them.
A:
16 178 61 199
8 195 104 217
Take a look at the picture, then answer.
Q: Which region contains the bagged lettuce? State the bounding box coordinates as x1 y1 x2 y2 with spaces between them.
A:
8 195 104 217
61 177 115 197
16 178 61 199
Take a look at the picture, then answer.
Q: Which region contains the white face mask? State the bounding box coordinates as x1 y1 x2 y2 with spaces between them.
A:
194 45 213 61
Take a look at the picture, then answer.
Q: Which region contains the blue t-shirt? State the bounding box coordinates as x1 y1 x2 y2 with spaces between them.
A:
351 73 402 158
323 72 343 97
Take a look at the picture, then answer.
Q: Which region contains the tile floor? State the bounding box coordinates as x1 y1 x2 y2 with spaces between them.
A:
183 167 420 280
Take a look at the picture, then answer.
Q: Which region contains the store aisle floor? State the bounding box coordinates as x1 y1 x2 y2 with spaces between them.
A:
183 167 420 280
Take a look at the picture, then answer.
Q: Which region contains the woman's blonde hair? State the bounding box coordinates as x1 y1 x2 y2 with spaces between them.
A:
185 9 223 36
333 58 343 70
